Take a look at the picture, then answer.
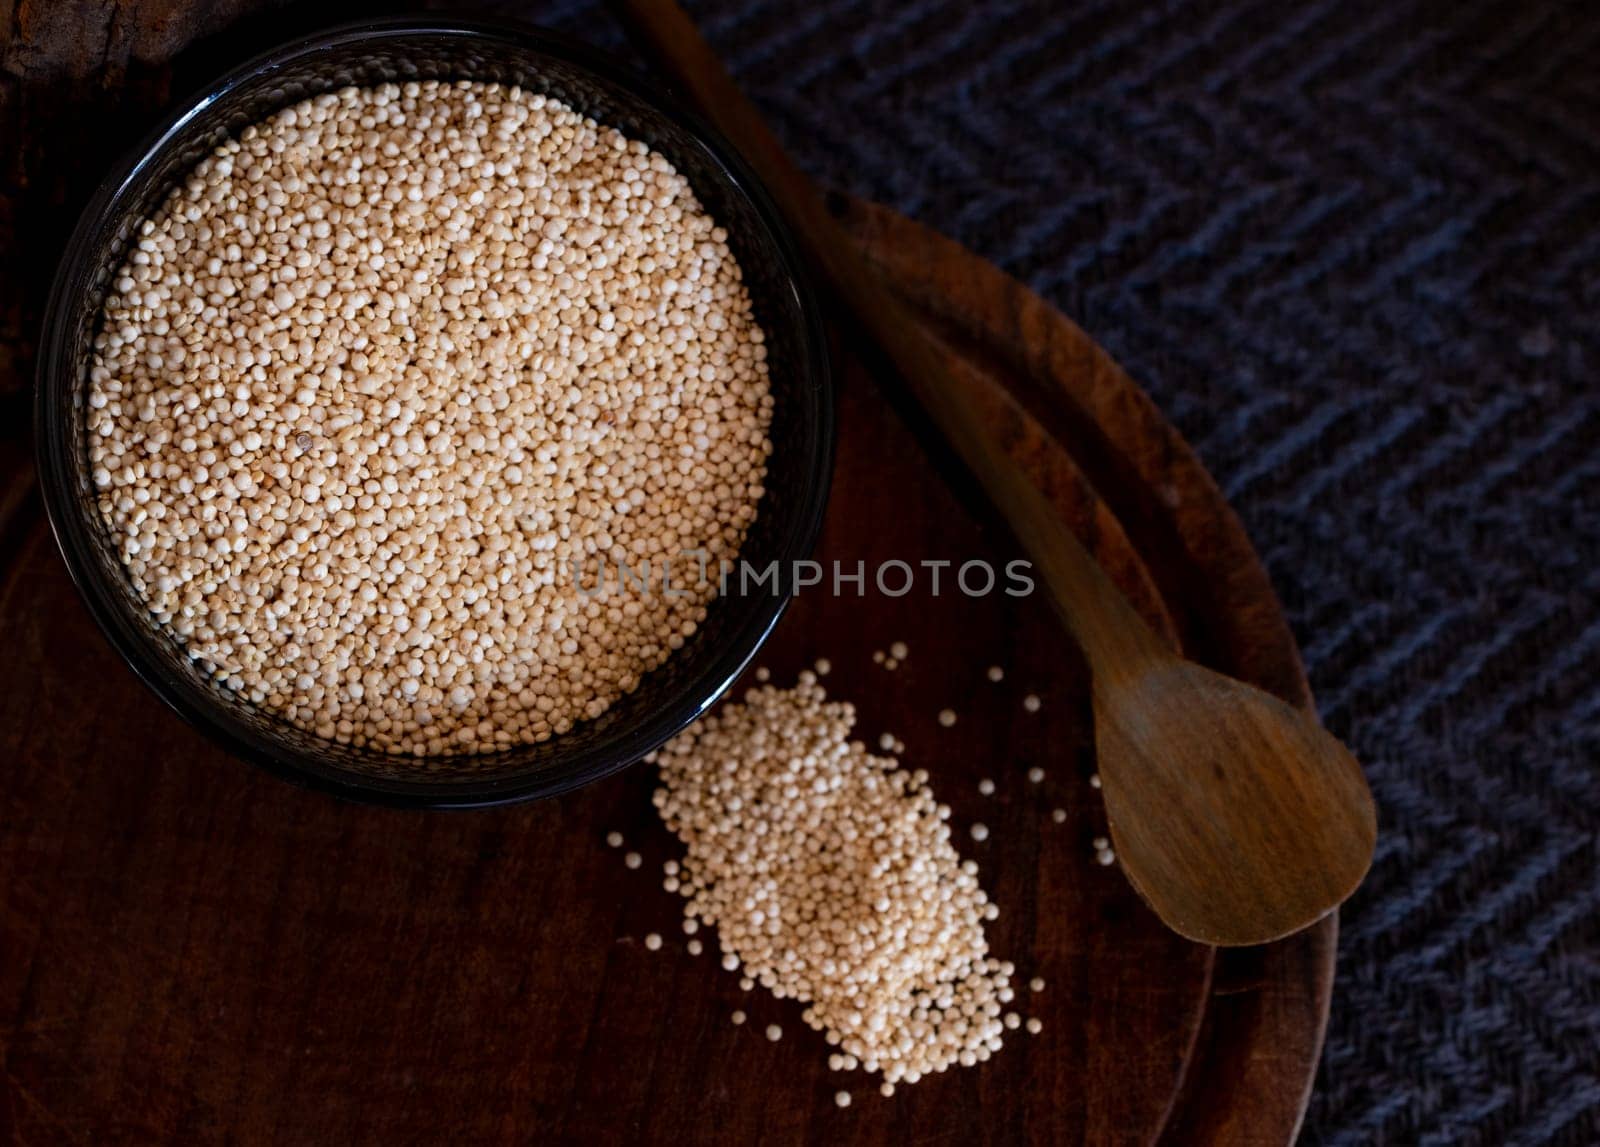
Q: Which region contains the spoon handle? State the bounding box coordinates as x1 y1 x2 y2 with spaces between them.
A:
612 0 1170 677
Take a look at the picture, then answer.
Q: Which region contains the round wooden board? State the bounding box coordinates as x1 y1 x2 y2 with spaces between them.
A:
0 195 1333 1145
0 9 1333 1141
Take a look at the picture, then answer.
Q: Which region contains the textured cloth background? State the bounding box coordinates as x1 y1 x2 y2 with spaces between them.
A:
546 0 1600 1142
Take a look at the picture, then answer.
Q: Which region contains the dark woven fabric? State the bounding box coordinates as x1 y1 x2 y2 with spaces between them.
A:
557 0 1599 1141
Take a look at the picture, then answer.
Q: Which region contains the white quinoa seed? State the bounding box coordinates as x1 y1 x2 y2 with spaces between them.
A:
1090 773 1102 789
89 82 774 756
644 932 662 951
1026 1017 1043 1035
970 822 990 842
649 678 1018 1087
1030 977 1045 993
766 1024 783 1042
1093 836 1109 850
814 658 831 676
605 831 624 848
731 1010 746 1025
687 938 703 955
889 642 908 660
978 778 995 796
986 665 1004 682
884 657 899 671
1027 767 1045 784
1051 807 1067 823
1023 695 1042 713
1097 848 1116 866
872 650 885 664
755 667 771 682
880 1082 895 1098
624 851 642 870
937 709 957 728
834 1090 851 1108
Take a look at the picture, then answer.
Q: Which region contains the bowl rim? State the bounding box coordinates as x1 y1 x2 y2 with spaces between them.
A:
33 14 835 808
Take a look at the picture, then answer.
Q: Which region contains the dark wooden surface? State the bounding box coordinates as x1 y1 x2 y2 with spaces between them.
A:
1 6 1334 1143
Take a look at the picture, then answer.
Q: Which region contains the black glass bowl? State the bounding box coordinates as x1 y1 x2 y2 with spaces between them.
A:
34 17 833 807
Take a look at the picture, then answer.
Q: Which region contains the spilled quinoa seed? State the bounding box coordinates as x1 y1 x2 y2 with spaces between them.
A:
648 677 1022 1085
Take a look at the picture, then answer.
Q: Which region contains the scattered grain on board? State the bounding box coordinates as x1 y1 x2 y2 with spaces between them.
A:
1051 808 1067 823
889 642 909 660
624 851 642 870
814 658 832 676
986 665 1004 682
606 831 624 848
1027 767 1045 784
978 778 995 796
644 932 662 951
88 81 774 756
648 677 1020 1086
938 708 957 727
766 1024 783 1042
1026 1017 1043 1035
1023 694 1042 713
970 822 990 842
1090 772 1102 789
687 938 703 955
834 1091 852 1108
731 1010 746 1025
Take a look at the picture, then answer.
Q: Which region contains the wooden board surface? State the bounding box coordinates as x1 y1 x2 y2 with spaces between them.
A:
0 6 1335 1143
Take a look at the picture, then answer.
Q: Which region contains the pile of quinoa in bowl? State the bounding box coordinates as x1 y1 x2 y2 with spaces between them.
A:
37 21 832 803
90 80 774 756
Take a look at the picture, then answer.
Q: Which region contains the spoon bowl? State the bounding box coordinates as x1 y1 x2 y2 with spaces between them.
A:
1095 660 1376 946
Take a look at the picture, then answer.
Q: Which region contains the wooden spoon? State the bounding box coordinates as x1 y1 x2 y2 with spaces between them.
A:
611 0 1377 946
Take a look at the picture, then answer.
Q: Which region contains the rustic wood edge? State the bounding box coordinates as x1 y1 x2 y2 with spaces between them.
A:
839 197 1337 1146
